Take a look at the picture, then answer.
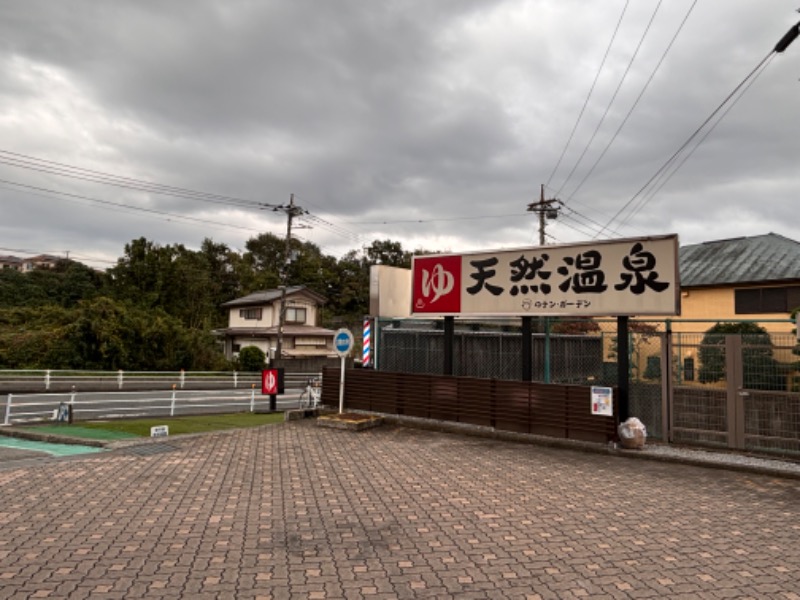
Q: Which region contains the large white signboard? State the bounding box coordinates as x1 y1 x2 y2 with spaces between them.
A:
411 234 680 317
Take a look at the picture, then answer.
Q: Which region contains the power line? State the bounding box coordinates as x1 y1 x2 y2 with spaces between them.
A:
0 177 265 234
554 0 664 198
564 0 698 203
595 21 797 238
0 246 118 266
545 0 630 188
0 149 267 210
618 53 776 229
346 212 528 225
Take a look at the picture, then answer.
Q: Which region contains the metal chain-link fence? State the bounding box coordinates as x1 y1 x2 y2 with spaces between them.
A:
374 317 668 439
372 317 800 451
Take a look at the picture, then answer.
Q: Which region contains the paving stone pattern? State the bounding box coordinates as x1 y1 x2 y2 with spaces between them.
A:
1 422 799 599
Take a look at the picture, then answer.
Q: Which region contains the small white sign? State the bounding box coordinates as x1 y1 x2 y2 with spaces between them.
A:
150 425 169 438
591 386 613 416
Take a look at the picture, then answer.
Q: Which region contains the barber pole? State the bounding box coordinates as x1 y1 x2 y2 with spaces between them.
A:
362 317 371 367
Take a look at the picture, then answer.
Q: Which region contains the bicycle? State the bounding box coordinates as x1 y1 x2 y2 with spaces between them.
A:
298 377 322 409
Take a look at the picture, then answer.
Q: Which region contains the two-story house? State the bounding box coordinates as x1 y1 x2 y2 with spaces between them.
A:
216 286 337 367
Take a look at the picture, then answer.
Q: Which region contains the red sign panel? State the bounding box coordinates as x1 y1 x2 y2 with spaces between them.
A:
412 254 462 313
262 369 279 395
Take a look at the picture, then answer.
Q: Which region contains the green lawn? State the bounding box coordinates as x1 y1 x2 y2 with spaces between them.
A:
28 412 285 439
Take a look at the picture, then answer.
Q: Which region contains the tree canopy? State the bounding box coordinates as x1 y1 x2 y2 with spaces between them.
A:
0 234 413 370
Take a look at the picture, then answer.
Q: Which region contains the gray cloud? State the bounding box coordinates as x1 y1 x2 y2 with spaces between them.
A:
1 0 799 268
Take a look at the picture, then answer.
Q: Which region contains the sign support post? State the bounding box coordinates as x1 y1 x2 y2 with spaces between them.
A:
617 316 630 423
334 328 354 414
443 316 454 376
521 316 532 382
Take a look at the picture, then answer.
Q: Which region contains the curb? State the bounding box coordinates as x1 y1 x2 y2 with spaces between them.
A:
370 412 800 481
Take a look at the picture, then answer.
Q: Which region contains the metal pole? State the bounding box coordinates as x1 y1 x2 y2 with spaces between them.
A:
443 316 455 375
170 386 177 417
617 316 630 423
521 316 532 381
338 357 346 414
373 318 380 370
4 394 11 426
544 317 552 384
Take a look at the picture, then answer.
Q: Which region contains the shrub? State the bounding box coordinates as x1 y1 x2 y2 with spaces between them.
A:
238 346 266 372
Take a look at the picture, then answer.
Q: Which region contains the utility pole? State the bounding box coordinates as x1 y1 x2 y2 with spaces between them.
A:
273 194 306 363
527 184 561 245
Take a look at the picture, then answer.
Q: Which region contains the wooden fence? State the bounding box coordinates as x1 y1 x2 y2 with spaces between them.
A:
322 368 618 444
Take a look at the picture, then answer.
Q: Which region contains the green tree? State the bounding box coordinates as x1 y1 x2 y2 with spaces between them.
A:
366 239 412 268
238 346 266 372
0 260 103 308
698 322 784 390
0 298 229 371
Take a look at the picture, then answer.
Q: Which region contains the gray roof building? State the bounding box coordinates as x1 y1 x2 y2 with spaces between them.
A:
679 233 800 288
220 286 326 308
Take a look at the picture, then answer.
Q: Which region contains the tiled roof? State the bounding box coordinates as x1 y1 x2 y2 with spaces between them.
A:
679 233 800 287
221 286 326 307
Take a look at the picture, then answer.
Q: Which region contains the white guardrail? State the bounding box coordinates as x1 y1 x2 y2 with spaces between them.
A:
0 370 322 425
2 387 310 426
0 369 318 391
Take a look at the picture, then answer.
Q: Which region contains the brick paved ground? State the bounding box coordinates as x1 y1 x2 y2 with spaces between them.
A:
1 421 799 599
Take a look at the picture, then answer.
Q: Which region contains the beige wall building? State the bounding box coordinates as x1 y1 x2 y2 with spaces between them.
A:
215 286 336 363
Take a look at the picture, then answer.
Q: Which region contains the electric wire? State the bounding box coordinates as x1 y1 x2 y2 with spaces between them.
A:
0 149 268 209
564 0 698 203
545 0 630 188
0 178 265 234
618 52 776 229
596 47 777 238
554 0 663 198
0 247 118 266
347 212 528 225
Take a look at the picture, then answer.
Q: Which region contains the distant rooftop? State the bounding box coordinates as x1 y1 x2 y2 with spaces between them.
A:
679 233 800 287
220 285 326 308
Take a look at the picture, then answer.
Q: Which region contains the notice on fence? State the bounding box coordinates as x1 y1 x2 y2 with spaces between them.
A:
591 386 613 416
150 425 169 438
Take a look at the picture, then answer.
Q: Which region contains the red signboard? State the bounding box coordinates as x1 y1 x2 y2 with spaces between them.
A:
261 369 279 395
412 254 462 313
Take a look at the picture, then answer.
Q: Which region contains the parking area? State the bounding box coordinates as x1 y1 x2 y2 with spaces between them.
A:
1 420 799 599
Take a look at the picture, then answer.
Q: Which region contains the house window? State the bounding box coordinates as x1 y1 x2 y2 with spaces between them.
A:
683 357 695 381
286 307 307 324
232 343 241 353
240 308 262 320
734 286 800 314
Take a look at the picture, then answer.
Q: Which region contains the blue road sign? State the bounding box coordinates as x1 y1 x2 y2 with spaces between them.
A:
334 328 354 357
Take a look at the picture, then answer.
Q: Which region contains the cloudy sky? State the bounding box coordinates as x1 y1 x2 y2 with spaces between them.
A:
1 1 799 269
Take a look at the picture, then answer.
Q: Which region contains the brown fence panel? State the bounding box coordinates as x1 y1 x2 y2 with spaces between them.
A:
493 380 531 434
396 373 431 418
565 385 617 443
456 377 494 428
322 368 618 444
529 383 568 438
428 376 458 422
